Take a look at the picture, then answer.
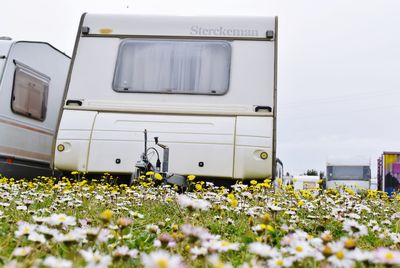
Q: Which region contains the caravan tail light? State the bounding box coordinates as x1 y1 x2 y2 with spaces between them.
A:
57 144 65 152
260 152 268 160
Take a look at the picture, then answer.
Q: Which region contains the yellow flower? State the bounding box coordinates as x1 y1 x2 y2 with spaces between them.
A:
187 175 196 181
344 238 356 249
195 184 202 191
171 224 179 232
227 194 235 201
250 180 258 185
231 199 238 208
71 171 79 175
154 173 163 180
298 200 304 206
322 245 333 257
100 209 113 222
146 171 154 176
52 185 60 190
266 225 274 232
336 250 345 260
117 217 133 229
262 213 272 224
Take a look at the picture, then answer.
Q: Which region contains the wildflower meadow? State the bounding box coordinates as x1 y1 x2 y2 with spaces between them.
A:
1 173 400 268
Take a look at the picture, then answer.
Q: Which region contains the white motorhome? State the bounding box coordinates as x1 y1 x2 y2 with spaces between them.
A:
326 157 371 191
54 14 278 181
0 38 70 179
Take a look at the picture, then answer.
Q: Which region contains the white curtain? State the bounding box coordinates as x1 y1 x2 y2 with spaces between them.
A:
12 65 49 120
113 40 231 94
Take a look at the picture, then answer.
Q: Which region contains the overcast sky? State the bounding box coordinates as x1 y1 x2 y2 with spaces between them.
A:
2 0 400 176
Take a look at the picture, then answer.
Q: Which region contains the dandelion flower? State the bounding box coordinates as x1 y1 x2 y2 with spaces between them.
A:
187 175 196 181
99 209 113 223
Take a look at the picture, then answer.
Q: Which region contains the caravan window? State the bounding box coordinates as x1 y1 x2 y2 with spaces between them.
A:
327 166 370 181
11 62 49 121
113 39 231 95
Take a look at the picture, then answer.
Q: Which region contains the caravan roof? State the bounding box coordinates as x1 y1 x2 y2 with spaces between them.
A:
82 13 276 39
326 156 371 167
0 39 13 82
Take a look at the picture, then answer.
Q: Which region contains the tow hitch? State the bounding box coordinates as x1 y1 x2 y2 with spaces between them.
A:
131 129 187 188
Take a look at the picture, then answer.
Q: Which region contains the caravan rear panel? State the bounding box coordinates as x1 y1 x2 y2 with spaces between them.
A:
55 14 277 180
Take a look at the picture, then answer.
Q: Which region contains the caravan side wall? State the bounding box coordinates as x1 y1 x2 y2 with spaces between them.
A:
55 14 277 180
0 41 69 178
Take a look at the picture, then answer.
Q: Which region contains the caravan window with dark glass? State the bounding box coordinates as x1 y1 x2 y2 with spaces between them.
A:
327 166 370 181
113 39 231 95
11 62 49 121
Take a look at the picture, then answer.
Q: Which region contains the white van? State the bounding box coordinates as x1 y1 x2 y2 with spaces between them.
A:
326 157 371 191
54 14 278 181
0 38 70 179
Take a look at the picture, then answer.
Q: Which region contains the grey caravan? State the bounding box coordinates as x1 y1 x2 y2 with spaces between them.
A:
55 14 278 182
0 38 70 179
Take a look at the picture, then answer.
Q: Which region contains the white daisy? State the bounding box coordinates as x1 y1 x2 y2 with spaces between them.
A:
46 214 76 227
43 256 73 268
80 249 112 268
141 250 184 268
12 246 32 257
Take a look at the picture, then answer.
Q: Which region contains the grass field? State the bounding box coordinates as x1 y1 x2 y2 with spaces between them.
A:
0 173 399 267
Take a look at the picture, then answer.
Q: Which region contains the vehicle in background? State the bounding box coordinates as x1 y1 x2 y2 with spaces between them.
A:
54 13 278 181
292 175 320 191
326 157 371 191
377 152 400 194
276 158 284 180
0 37 70 179
370 178 378 190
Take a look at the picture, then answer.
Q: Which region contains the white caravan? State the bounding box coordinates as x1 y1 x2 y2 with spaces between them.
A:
293 175 320 191
326 157 371 191
0 38 70 179
54 14 278 181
